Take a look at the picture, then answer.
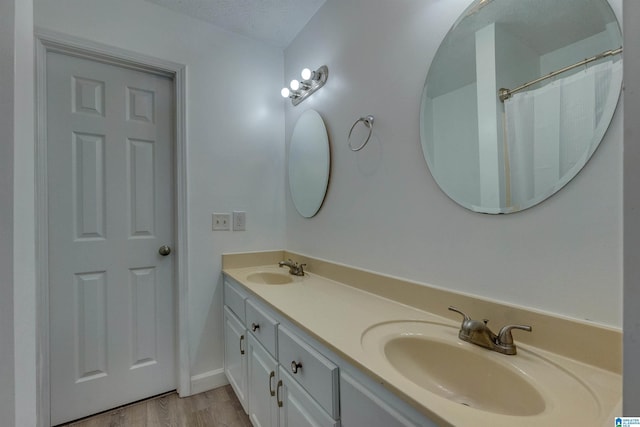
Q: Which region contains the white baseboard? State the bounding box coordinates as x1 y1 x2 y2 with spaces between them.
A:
188 368 228 396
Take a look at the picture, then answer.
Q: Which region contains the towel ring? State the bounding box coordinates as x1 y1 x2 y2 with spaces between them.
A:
348 115 375 152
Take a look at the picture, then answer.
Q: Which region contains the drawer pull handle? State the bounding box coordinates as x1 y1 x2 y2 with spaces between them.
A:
251 323 260 332
269 371 276 396
239 334 245 355
291 360 302 374
276 380 283 407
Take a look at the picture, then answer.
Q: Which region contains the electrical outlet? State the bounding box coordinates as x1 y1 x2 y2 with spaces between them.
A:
232 211 246 231
212 213 231 231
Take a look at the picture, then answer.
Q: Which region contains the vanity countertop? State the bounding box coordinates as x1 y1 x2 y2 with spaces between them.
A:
223 255 621 427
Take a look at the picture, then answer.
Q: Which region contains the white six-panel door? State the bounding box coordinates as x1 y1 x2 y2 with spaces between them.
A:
47 51 175 425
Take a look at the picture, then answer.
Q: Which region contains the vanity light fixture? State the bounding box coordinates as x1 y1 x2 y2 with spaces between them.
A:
281 65 329 106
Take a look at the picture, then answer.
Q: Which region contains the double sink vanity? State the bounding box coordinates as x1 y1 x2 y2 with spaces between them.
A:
222 251 621 427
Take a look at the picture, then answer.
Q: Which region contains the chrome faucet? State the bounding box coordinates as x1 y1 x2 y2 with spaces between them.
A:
278 259 306 276
448 306 532 355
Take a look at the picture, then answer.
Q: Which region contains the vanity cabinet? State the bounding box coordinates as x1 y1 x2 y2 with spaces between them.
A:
247 321 339 427
223 273 435 427
246 303 340 427
226 275 340 427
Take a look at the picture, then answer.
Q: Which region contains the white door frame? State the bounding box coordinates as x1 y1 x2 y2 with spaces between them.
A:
35 29 190 427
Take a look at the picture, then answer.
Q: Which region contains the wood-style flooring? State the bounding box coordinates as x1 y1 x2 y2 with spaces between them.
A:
58 385 251 427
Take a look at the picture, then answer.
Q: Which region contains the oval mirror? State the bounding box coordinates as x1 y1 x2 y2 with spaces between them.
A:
288 109 331 218
420 0 622 214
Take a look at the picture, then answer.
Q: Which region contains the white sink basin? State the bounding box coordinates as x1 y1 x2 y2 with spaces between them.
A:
361 321 600 419
246 271 294 285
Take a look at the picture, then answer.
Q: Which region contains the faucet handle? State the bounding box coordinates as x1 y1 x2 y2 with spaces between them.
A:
448 306 470 321
497 324 532 345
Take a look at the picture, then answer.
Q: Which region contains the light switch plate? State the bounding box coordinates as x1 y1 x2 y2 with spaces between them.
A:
212 213 231 231
233 211 246 231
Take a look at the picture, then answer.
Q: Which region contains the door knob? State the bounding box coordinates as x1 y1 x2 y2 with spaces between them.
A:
158 245 171 256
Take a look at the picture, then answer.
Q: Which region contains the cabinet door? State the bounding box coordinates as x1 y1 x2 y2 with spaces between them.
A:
248 334 279 427
277 368 339 427
224 307 248 412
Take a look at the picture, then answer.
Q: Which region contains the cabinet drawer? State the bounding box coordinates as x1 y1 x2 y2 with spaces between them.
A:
224 278 248 321
246 299 278 357
277 326 339 419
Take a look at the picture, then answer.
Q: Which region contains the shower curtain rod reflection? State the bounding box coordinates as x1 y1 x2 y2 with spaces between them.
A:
498 47 623 102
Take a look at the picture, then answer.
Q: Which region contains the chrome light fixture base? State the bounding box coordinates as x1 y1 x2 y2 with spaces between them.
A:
288 65 328 106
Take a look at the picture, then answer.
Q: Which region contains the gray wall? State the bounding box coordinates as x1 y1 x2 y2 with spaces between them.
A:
284 0 623 327
0 0 15 424
624 0 640 415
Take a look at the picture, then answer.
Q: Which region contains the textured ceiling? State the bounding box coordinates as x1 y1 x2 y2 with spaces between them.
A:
145 0 326 48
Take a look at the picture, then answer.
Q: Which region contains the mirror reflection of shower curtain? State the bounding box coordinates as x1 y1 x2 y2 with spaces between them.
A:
504 60 622 209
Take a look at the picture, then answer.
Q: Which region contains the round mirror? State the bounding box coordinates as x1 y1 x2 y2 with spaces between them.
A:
288 109 331 218
420 0 622 214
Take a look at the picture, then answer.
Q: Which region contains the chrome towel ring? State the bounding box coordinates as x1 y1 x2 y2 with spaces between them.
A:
348 115 375 151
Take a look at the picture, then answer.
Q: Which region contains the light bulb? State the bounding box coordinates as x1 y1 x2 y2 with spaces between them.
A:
290 79 300 91
301 68 312 80
281 87 290 98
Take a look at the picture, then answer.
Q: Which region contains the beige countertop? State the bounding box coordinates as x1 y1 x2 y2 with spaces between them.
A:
223 253 621 427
